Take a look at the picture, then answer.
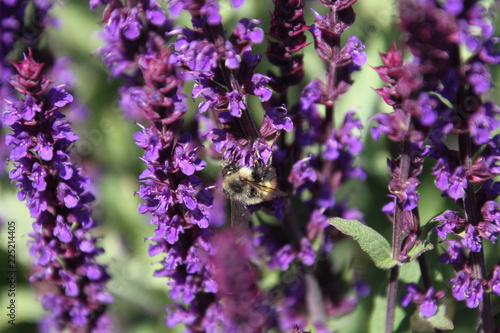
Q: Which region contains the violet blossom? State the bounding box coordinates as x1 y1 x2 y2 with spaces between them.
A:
161 1 286 330
401 283 445 318
92 1 245 330
403 0 500 317
92 0 172 120
373 0 500 329
3 52 113 332
370 8 446 326
256 0 368 330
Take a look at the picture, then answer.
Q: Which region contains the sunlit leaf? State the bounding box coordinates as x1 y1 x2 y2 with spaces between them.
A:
329 217 396 269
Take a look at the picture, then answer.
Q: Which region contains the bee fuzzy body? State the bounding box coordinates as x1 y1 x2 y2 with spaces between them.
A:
221 161 283 206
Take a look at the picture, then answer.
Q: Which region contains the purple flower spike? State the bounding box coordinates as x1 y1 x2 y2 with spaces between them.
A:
267 0 308 96
4 52 113 332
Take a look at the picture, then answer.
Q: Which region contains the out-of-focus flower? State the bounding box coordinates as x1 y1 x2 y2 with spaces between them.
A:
3 52 113 333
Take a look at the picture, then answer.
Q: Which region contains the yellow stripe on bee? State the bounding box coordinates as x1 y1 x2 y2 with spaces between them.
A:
263 181 273 188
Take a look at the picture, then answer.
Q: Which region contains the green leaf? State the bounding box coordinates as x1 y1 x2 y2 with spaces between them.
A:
404 240 434 263
329 217 396 269
419 304 454 330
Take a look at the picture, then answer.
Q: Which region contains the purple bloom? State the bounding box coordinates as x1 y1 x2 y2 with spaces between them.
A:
297 237 315 266
382 195 396 215
465 279 484 309
476 221 500 243
401 283 419 307
5 52 113 332
416 92 438 126
465 60 492 95
288 157 317 190
94 0 368 330
468 102 500 145
94 0 171 80
402 283 444 318
443 0 463 15
271 244 297 271
448 166 468 200
450 270 485 308
260 106 293 138
435 210 464 239
481 201 500 224
388 177 420 211
420 289 439 318
341 35 367 68
300 80 322 111
324 111 363 160
93 1 227 329
463 224 482 252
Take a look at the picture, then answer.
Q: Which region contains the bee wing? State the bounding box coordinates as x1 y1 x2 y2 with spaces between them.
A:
230 199 252 235
243 180 287 198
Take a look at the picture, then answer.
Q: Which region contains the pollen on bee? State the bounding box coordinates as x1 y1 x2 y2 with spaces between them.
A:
238 166 253 180
263 180 273 189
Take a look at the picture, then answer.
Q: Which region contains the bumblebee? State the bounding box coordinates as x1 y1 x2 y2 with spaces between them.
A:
221 159 286 230
221 160 286 205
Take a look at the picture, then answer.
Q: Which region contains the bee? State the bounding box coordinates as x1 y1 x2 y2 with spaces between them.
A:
221 159 286 230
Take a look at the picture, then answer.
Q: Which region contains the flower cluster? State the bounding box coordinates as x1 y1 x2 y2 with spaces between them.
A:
254 0 368 330
92 0 171 119
289 0 366 261
374 0 500 328
371 42 432 265
3 52 113 332
169 1 278 165
92 0 229 330
407 0 500 313
0 0 54 175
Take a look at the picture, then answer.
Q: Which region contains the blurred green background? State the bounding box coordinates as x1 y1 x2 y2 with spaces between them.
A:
1 0 500 332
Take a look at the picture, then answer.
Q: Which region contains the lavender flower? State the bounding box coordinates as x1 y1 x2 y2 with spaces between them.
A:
3 52 113 332
412 0 500 302
131 41 220 332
